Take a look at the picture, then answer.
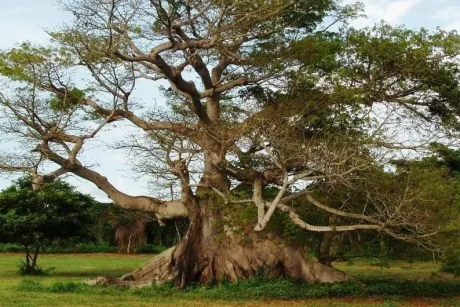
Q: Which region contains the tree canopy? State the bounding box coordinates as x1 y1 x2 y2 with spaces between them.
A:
0 177 95 274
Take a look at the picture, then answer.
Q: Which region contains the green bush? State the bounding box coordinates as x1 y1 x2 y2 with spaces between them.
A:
0 243 165 254
440 253 460 277
136 244 167 254
49 282 81 293
16 261 55 276
0 243 24 253
17 261 43 276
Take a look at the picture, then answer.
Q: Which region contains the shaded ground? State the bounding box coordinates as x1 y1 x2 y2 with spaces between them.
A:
334 259 455 282
0 253 459 306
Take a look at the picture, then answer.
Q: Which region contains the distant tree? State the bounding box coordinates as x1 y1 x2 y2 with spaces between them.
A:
88 202 187 252
107 206 187 253
312 158 460 264
401 145 460 251
0 177 95 274
114 219 147 253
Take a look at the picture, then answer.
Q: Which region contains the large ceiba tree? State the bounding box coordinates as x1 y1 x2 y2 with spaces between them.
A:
1 0 460 287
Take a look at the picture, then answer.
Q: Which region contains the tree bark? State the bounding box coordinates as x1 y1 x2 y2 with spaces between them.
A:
31 244 40 273
318 232 337 268
24 245 31 272
318 216 338 267
89 194 352 288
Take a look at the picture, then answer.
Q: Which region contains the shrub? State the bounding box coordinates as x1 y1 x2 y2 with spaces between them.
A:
17 261 44 276
16 260 55 276
0 243 165 254
49 282 81 293
440 252 460 277
137 244 167 254
0 243 24 253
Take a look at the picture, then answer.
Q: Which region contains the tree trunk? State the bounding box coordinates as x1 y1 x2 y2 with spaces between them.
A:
31 244 40 273
89 195 352 288
23 244 41 275
318 232 337 268
24 245 31 272
318 216 338 267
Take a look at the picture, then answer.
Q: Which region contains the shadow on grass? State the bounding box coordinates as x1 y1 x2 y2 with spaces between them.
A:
48 269 128 278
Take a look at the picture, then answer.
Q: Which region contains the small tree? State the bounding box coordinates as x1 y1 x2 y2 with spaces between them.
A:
0 177 95 274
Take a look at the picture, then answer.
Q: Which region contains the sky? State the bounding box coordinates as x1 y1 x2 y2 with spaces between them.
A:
0 0 459 201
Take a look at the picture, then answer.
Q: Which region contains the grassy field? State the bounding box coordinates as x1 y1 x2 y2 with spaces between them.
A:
1 253 460 306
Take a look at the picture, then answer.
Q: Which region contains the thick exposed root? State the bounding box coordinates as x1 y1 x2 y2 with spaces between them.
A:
87 233 351 288
121 247 179 284
201 234 351 284
85 247 178 288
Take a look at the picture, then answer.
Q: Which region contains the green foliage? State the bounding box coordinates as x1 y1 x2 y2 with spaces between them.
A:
16 261 55 276
0 44 49 82
279 23 460 132
0 242 167 255
0 243 25 253
48 281 80 293
441 252 460 277
48 87 86 112
0 177 97 274
396 145 460 232
197 277 362 300
16 277 460 299
0 177 96 246
136 244 167 254
17 261 44 276
340 25 460 127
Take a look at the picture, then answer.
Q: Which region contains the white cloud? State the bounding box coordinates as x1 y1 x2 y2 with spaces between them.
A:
343 0 422 28
0 21 48 47
430 6 460 21
385 0 421 22
445 21 460 32
430 4 460 31
0 1 70 48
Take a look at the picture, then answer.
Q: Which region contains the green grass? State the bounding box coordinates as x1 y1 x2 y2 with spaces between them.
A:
1 253 460 306
334 258 444 280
